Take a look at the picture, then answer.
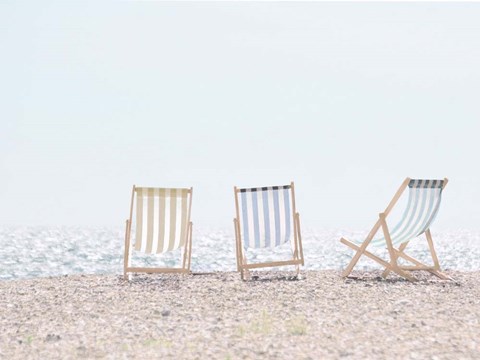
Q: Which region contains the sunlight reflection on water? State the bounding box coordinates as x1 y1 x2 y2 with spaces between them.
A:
0 227 478 279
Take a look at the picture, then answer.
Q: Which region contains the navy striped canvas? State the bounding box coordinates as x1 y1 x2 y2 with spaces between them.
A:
239 185 292 249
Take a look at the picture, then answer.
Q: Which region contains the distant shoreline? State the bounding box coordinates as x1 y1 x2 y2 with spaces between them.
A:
1 270 479 359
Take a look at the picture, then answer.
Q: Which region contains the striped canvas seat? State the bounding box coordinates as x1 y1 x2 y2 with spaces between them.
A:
369 179 445 247
123 185 193 279
238 185 292 249
134 187 190 254
234 182 304 280
340 177 450 282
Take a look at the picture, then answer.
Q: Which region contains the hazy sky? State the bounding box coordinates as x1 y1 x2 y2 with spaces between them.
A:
1 2 480 230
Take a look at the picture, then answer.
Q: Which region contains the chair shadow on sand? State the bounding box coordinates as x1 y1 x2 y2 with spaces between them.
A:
247 273 306 282
344 270 461 286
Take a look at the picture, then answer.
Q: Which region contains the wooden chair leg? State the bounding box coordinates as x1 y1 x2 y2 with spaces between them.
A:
342 240 369 277
341 221 381 278
295 213 305 266
382 231 451 280
380 216 416 282
382 241 409 278
181 240 188 272
238 248 244 280
341 237 369 276
241 254 251 281
341 238 416 281
425 229 441 270
293 249 300 276
124 219 130 281
396 249 451 280
187 222 193 272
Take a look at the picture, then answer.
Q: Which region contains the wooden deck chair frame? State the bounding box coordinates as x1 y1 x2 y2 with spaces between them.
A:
123 185 193 280
233 181 304 280
340 177 449 282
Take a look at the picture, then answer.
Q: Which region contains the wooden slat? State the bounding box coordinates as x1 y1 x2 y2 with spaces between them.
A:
233 186 246 276
123 219 130 280
128 185 135 234
425 229 440 270
395 248 451 280
135 187 191 192
341 238 393 269
400 265 436 270
126 267 189 274
290 182 298 257
341 219 381 277
443 178 449 189
123 185 136 279
382 241 408 278
187 222 193 272
384 177 411 216
242 259 303 270
296 212 305 266
234 218 240 272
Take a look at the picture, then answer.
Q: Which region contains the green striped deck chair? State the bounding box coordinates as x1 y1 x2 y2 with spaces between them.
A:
123 185 193 279
341 178 450 282
233 182 304 280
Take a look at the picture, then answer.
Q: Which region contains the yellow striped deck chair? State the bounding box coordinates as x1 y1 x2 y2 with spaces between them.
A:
233 181 304 280
123 185 193 279
341 178 450 282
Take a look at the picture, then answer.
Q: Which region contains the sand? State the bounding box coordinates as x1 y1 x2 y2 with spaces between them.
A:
1 270 479 359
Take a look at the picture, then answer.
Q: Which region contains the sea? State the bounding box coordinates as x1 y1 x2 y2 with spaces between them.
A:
0 227 479 280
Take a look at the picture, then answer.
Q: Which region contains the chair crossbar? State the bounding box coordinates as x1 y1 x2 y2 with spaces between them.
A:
238 185 291 192
126 267 189 274
243 259 303 270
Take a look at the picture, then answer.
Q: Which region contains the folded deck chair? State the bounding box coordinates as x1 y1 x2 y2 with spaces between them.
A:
341 178 449 282
233 182 304 280
123 186 193 279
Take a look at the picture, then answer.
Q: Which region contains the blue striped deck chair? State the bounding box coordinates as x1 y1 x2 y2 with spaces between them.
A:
123 185 193 280
233 182 304 280
341 178 450 282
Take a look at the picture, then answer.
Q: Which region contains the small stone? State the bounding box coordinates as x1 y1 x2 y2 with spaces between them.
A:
45 334 61 342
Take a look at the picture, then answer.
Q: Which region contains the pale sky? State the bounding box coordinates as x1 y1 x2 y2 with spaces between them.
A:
1 1 480 230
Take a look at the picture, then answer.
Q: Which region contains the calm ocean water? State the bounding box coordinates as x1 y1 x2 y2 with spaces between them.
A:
0 227 479 280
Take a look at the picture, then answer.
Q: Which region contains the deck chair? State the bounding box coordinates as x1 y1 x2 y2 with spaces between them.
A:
233 182 304 280
123 185 193 279
341 178 449 282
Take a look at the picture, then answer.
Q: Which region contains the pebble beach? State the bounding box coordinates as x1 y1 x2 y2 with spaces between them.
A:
1 270 479 359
